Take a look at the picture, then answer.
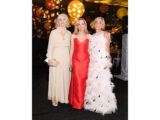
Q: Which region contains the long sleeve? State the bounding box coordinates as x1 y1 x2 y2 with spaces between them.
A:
46 30 55 60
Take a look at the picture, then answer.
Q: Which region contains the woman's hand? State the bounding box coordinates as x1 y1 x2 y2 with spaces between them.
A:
107 56 111 60
48 59 59 67
48 59 54 67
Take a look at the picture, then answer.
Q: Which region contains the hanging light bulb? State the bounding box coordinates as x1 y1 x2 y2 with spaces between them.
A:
67 0 85 19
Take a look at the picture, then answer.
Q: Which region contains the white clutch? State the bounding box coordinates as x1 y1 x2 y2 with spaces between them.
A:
44 58 48 63
45 58 59 67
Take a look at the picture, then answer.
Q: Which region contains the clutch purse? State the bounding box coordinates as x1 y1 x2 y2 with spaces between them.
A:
44 58 59 67
44 58 48 63
52 59 59 67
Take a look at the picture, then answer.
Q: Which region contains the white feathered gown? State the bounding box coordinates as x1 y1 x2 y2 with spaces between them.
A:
84 31 117 115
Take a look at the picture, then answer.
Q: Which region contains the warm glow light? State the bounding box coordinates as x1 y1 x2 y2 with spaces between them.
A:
56 6 59 9
72 8 76 12
69 17 78 25
73 4 77 7
45 0 56 10
43 13 47 18
67 0 85 19
78 9 81 13
94 0 111 4
45 10 49 14
57 12 59 15
90 21 94 29
44 22 51 30
56 1 60 4
45 0 62 10
86 0 128 7
73 13 76 16
51 13 55 17
117 7 128 19
36 8 44 17
77 15 80 18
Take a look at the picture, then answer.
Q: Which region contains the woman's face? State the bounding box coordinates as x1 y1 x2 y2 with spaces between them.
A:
94 18 104 30
59 16 67 27
77 20 86 32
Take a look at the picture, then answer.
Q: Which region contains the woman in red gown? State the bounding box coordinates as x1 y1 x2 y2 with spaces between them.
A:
69 18 90 109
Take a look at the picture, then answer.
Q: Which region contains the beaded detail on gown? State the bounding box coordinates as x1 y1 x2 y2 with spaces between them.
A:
84 31 117 115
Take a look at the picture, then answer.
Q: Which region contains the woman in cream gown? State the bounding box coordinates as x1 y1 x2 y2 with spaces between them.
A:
46 13 71 106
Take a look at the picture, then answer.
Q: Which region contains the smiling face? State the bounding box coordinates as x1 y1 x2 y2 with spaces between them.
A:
55 13 70 28
77 19 86 32
94 17 105 31
73 18 89 35
58 15 67 27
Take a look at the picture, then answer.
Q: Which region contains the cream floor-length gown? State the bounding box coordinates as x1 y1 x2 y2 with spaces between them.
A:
46 28 71 104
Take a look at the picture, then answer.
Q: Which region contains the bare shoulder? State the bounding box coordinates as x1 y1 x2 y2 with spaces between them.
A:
67 30 72 35
87 34 91 39
87 34 91 37
104 31 109 36
50 29 56 34
71 34 77 40
104 31 110 38
71 34 76 38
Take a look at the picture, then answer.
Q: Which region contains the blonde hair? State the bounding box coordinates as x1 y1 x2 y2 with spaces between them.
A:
93 17 105 30
73 18 89 35
55 13 70 28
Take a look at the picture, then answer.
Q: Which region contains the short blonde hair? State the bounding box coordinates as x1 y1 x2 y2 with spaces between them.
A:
73 18 89 35
55 13 70 28
93 17 105 30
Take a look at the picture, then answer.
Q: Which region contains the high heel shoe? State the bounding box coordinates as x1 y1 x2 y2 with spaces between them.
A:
52 101 58 107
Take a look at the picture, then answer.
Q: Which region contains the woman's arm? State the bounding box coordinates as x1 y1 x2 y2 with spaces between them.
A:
46 30 55 66
104 31 111 55
104 32 112 69
88 34 91 54
70 35 74 67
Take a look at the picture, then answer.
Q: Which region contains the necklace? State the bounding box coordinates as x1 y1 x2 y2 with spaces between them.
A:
60 30 66 40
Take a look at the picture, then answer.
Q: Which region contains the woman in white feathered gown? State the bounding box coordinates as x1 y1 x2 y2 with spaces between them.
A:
84 17 117 115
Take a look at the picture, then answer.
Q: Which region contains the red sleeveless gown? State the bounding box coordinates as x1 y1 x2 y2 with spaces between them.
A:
69 38 90 109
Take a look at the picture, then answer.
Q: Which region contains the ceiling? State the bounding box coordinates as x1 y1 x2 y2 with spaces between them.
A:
85 0 128 7
33 0 128 7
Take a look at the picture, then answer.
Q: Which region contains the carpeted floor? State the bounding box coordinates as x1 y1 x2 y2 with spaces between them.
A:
32 60 128 120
